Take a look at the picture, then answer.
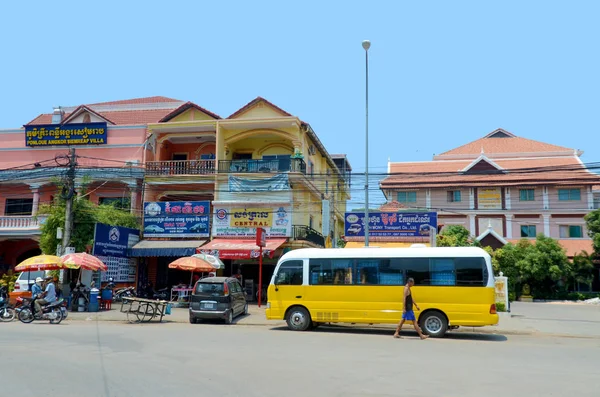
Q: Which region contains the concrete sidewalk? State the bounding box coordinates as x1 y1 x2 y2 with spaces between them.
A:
65 301 600 338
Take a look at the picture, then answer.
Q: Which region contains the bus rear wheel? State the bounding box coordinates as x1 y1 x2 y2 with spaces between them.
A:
419 311 448 338
286 306 312 331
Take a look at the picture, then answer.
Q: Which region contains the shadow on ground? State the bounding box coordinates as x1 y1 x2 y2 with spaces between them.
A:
269 325 509 342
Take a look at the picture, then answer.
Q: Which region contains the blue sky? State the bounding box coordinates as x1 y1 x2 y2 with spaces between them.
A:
1 1 599 207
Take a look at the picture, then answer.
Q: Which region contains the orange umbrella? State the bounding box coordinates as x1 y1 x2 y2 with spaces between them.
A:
15 255 77 272
61 253 108 272
168 256 216 272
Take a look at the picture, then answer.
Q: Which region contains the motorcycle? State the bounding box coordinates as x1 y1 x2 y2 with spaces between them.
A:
18 296 65 324
0 286 16 322
114 286 136 302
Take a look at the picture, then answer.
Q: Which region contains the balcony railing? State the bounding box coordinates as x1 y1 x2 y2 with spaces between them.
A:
0 216 46 230
218 158 306 174
292 225 325 247
146 160 215 176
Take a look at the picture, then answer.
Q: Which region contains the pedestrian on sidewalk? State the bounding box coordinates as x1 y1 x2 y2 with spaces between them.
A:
393 278 428 340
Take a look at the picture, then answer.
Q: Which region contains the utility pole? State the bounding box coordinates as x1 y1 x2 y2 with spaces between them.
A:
60 148 77 256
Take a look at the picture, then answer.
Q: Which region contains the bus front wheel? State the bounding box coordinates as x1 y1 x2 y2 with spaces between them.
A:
419 311 448 338
286 306 312 331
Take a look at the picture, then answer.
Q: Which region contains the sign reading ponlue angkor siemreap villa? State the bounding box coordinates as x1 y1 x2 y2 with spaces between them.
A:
25 122 108 146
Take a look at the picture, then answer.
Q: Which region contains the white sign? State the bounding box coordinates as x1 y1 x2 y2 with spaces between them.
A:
213 204 292 237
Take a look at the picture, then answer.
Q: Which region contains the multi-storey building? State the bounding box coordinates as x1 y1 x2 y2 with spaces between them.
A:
0 96 183 272
380 129 600 271
129 97 350 293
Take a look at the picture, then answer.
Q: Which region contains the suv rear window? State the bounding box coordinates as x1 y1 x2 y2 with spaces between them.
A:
18 271 45 281
195 282 224 296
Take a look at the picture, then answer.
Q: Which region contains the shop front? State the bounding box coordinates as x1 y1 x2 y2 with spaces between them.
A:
199 238 287 302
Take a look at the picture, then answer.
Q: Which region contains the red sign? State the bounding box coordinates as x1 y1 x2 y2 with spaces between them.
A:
256 227 266 247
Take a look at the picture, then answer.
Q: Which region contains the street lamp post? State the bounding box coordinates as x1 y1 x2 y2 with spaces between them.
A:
362 40 371 247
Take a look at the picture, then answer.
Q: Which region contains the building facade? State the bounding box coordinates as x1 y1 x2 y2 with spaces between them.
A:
128 97 350 295
0 96 185 273
380 129 600 264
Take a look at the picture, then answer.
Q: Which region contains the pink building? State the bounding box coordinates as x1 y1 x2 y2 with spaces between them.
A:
0 96 185 271
380 129 600 289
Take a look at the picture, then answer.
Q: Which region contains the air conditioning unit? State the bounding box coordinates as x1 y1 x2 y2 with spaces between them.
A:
308 145 316 156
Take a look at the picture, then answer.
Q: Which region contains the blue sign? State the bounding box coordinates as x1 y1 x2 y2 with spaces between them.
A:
25 122 108 146
344 212 438 238
143 201 210 238
93 223 140 257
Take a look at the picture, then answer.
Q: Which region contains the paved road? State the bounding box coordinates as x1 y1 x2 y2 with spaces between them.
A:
2 321 598 397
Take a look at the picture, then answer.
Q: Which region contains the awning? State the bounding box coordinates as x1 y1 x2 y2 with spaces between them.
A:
344 242 431 248
198 238 287 260
128 240 206 257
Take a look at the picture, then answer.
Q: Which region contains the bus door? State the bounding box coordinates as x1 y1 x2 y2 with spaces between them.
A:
270 260 305 313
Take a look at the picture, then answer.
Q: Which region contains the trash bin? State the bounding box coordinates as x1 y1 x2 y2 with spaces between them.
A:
89 288 99 312
101 288 113 301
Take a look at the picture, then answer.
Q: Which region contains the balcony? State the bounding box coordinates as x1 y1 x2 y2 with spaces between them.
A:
292 225 325 247
218 158 306 174
146 160 215 176
0 216 46 234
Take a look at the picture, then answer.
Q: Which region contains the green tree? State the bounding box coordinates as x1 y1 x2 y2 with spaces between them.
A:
436 225 479 247
38 197 139 255
494 235 571 299
571 251 595 289
584 208 600 256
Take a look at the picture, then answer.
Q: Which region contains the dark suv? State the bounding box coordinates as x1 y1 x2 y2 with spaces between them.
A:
189 277 248 324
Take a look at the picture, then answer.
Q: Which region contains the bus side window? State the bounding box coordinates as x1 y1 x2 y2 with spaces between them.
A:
276 260 304 285
404 258 431 286
455 257 485 286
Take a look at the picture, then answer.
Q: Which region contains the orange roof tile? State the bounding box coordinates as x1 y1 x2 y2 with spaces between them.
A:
507 239 593 257
27 109 174 126
378 201 409 211
87 96 181 106
381 156 600 188
159 102 221 121
228 97 293 119
438 129 574 158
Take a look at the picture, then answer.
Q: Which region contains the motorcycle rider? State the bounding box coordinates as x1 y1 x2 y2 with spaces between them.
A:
31 277 43 299
35 276 57 316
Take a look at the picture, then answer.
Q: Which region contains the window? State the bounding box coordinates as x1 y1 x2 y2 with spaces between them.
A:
200 153 215 160
519 189 535 201
454 257 486 286
172 154 188 161
99 197 131 210
275 260 304 285
430 258 455 286
356 259 380 284
325 180 329 194
559 225 583 238
309 161 314 179
520 225 537 238
405 258 431 286
309 259 353 285
4 198 33 215
397 191 417 203
558 189 581 201
446 190 461 203
309 215 314 230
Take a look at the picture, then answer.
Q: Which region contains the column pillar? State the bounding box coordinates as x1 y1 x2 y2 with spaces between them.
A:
29 183 42 216
129 183 138 215
543 214 551 237
505 214 513 239
469 214 476 236
425 189 431 209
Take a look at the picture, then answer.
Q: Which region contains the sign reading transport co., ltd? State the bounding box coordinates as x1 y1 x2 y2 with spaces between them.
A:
344 211 438 238
25 122 108 146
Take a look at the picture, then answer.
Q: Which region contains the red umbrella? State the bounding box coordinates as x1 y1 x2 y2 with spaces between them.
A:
61 253 108 272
